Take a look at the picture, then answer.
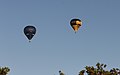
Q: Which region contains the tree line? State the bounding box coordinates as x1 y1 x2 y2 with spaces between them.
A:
1 62 120 75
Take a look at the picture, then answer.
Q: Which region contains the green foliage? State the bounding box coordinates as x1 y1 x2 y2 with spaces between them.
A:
0 67 10 75
79 63 120 75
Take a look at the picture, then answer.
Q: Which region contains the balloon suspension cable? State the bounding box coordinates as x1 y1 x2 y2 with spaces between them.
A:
29 33 32 42
29 40 31 42
75 31 77 34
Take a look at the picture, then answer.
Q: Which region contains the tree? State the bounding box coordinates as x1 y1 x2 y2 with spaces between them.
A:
0 67 10 75
79 63 120 75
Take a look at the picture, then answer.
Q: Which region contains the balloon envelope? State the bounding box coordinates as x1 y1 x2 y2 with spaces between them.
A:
24 25 36 41
70 18 82 33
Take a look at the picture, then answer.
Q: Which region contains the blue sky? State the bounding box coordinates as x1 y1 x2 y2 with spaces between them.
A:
0 0 120 75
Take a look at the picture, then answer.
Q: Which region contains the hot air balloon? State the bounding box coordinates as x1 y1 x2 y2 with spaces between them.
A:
70 18 82 33
24 25 36 42
59 70 64 75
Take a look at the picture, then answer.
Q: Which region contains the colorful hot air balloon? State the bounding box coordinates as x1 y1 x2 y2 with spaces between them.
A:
24 25 36 42
70 18 82 33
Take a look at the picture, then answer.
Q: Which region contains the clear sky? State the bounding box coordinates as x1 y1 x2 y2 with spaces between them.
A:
0 0 120 75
